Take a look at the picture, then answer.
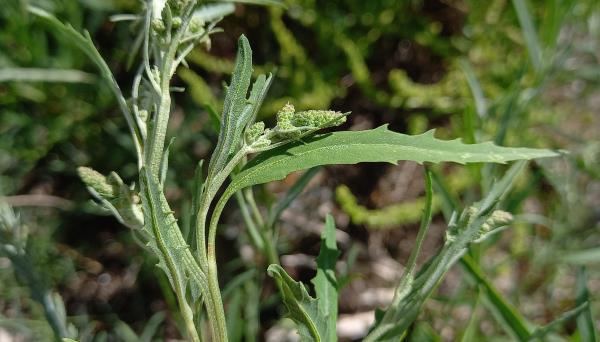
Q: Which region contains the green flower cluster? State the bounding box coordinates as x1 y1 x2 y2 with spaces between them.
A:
274 103 346 138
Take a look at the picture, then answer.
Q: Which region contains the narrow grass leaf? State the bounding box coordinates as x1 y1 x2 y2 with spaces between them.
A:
512 0 542 72
193 3 236 22
527 302 590 341
563 248 600 264
460 294 481 342
459 59 487 118
311 214 340 342
267 167 320 228
219 0 286 7
0 68 95 83
225 289 245 342
139 311 166 342
575 267 599 342
461 255 531 341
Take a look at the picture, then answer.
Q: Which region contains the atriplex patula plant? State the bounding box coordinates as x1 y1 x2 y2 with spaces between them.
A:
29 1 561 341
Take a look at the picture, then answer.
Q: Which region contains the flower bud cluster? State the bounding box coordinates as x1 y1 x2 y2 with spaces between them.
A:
245 121 271 149
77 167 116 199
274 103 346 138
445 206 513 243
77 167 144 229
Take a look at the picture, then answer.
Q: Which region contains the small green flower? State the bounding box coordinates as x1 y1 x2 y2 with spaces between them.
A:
168 0 190 11
251 136 272 149
189 17 206 34
293 110 346 128
276 103 295 130
77 167 116 199
246 121 265 143
481 210 513 233
172 16 183 29
151 18 166 33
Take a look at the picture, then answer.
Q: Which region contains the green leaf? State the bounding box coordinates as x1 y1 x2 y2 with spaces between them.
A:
512 0 542 72
459 59 487 118
267 167 320 228
267 264 330 341
310 215 340 342
188 160 205 251
219 0 286 7
139 311 166 342
231 126 558 192
527 302 590 341
563 248 600 264
160 138 175 188
461 255 532 341
208 35 253 176
138 169 209 316
193 3 236 22
575 267 599 342
226 288 245 342
0 67 95 83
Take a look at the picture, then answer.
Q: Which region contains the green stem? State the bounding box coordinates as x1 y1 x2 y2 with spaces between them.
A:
39 291 69 340
391 168 433 305
145 4 195 180
207 245 229 342
194 148 250 341
196 147 249 263
244 188 264 227
235 191 265 251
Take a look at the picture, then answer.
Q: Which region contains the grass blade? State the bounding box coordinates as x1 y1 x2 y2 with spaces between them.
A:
461 255 531 341
311 214 340 342
459 59 488 118
512 0 542 72
0 68 95 83
267 167 320 228
576 267 599 342
527 302 590 341
563 248 600 264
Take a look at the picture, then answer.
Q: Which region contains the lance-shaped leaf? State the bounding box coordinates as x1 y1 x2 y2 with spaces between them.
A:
229 125 559 193
139 169 208 304
310 215 340 342
267 264 331 341
208 35 253 177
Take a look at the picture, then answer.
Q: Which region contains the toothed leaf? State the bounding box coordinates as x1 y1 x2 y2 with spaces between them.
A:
267 265 330 341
